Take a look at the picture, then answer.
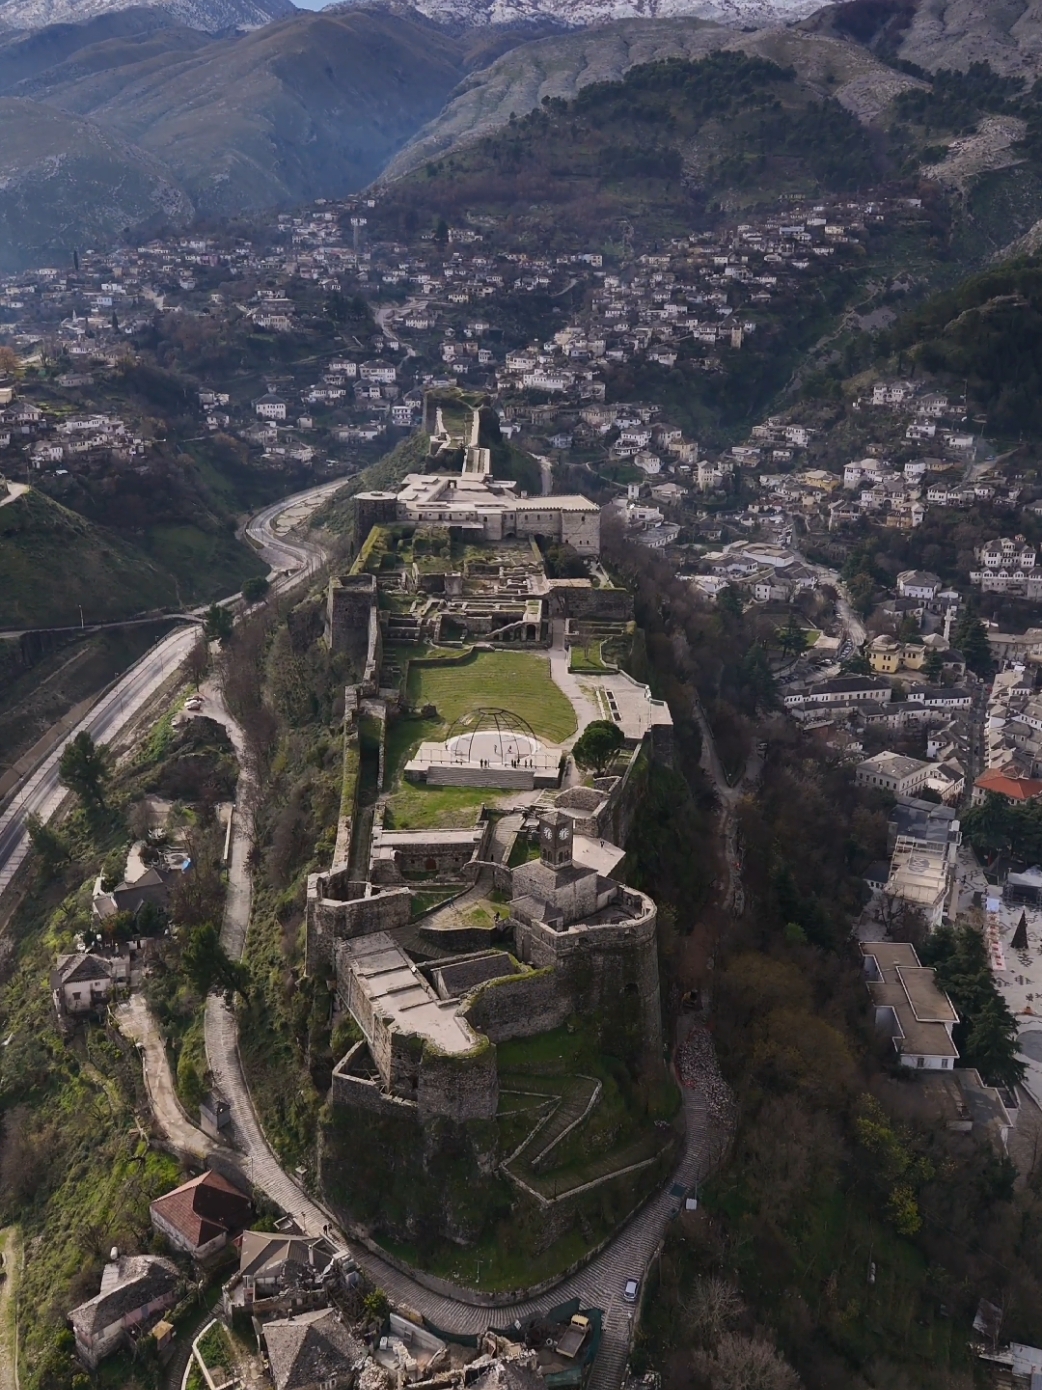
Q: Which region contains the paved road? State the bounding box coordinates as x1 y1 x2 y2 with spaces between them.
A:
0 623 200 899
0 478 345 907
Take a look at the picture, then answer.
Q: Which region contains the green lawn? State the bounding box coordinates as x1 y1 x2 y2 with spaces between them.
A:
382 649 577 830
406 650 576 743
569 641 609 673
383 782 489 830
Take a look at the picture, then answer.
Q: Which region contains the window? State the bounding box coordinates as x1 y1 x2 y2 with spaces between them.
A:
941 1058 949 1069
916 1056 925 1068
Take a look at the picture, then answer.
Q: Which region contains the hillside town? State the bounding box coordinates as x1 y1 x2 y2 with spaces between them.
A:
4 170 1042 1390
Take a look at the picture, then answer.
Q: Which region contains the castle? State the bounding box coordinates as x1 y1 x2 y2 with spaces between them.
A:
327 807 660 1126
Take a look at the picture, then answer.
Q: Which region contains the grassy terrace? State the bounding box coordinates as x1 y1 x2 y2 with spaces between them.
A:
373 1024 679 1292
382 649 577 829
406 649 576 742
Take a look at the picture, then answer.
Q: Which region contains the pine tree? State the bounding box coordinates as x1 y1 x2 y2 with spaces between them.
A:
954 607 993 676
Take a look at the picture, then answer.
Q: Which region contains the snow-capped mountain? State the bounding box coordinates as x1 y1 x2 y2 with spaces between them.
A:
332 0 820 27
0 0 294 34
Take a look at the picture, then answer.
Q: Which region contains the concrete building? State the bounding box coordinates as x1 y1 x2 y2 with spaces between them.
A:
886 832 960 928
861 942 959 1070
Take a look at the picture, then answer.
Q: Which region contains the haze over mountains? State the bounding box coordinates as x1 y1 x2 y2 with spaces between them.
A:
3 0 1042 270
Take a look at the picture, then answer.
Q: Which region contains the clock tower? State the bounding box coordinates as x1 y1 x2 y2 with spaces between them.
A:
538 809 574 870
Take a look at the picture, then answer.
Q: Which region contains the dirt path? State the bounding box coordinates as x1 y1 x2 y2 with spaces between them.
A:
0 1227 20 1390
113 995 216 1164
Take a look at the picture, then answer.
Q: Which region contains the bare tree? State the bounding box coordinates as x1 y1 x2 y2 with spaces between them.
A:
682 1276 744 1349
692 1333 802 1390
878 891 929 949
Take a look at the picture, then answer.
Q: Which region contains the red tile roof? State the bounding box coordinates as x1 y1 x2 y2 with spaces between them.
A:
974 768 1042 802
150 1169 252 1252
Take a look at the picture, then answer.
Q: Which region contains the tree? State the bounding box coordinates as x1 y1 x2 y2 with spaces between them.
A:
776 616 807 658
58 731 109 808
961 793 1015 860
187 630 209 687
204 603 234 645
24 814 68 876
181 922 250 1003
717 584 744 620
242 575 270 604
691 1333 800 1390
922 647 945 683
954 606 993 676
0 346 20 376
572 719 626 775
846 571 875 616
841 650 871 676
965 994 1026 1088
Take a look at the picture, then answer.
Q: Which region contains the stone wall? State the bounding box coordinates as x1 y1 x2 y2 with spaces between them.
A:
546 584 634 622
304 877 412 975
330 1064 418 1118
463 967 572 1043
331 724 360 873
325 573 378 680
513 895 662 1061
418 1039 498 1122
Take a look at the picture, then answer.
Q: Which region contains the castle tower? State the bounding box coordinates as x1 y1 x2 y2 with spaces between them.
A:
538 809 573 870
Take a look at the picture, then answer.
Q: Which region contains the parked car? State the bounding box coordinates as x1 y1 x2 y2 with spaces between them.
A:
623 1278 640 1304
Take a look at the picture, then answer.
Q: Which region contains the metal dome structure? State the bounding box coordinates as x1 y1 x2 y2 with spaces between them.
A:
444 708 542 766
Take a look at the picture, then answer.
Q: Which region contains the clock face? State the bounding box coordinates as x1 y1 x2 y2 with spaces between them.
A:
543 827 553 840
558 827 569 841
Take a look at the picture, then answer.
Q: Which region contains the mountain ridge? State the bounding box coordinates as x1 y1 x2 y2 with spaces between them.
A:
0 0 294 36
330 0 820 30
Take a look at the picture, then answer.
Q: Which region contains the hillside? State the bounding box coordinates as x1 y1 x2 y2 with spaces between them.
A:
805 0 1042 83
384 20 920 179
0 96 192 273
0 6 469 266
332 0 820 29
0 488 180 628
380 49 888 245
877 256 1042 438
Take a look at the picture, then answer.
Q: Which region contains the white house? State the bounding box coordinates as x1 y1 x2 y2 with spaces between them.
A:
896 570 942 601
254 393 287 421
855 751 932 796
51 952 127 1019
861 942 959 1071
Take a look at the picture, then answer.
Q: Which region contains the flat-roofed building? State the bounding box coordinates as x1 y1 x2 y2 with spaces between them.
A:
885 834 959 927
856 751 932 797
334 932 499 1121
861 942 959 1070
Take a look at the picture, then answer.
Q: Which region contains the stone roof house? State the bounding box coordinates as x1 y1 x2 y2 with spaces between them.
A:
149 1169 252 1259
262 1308 367 1390
69 1254 180 1369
